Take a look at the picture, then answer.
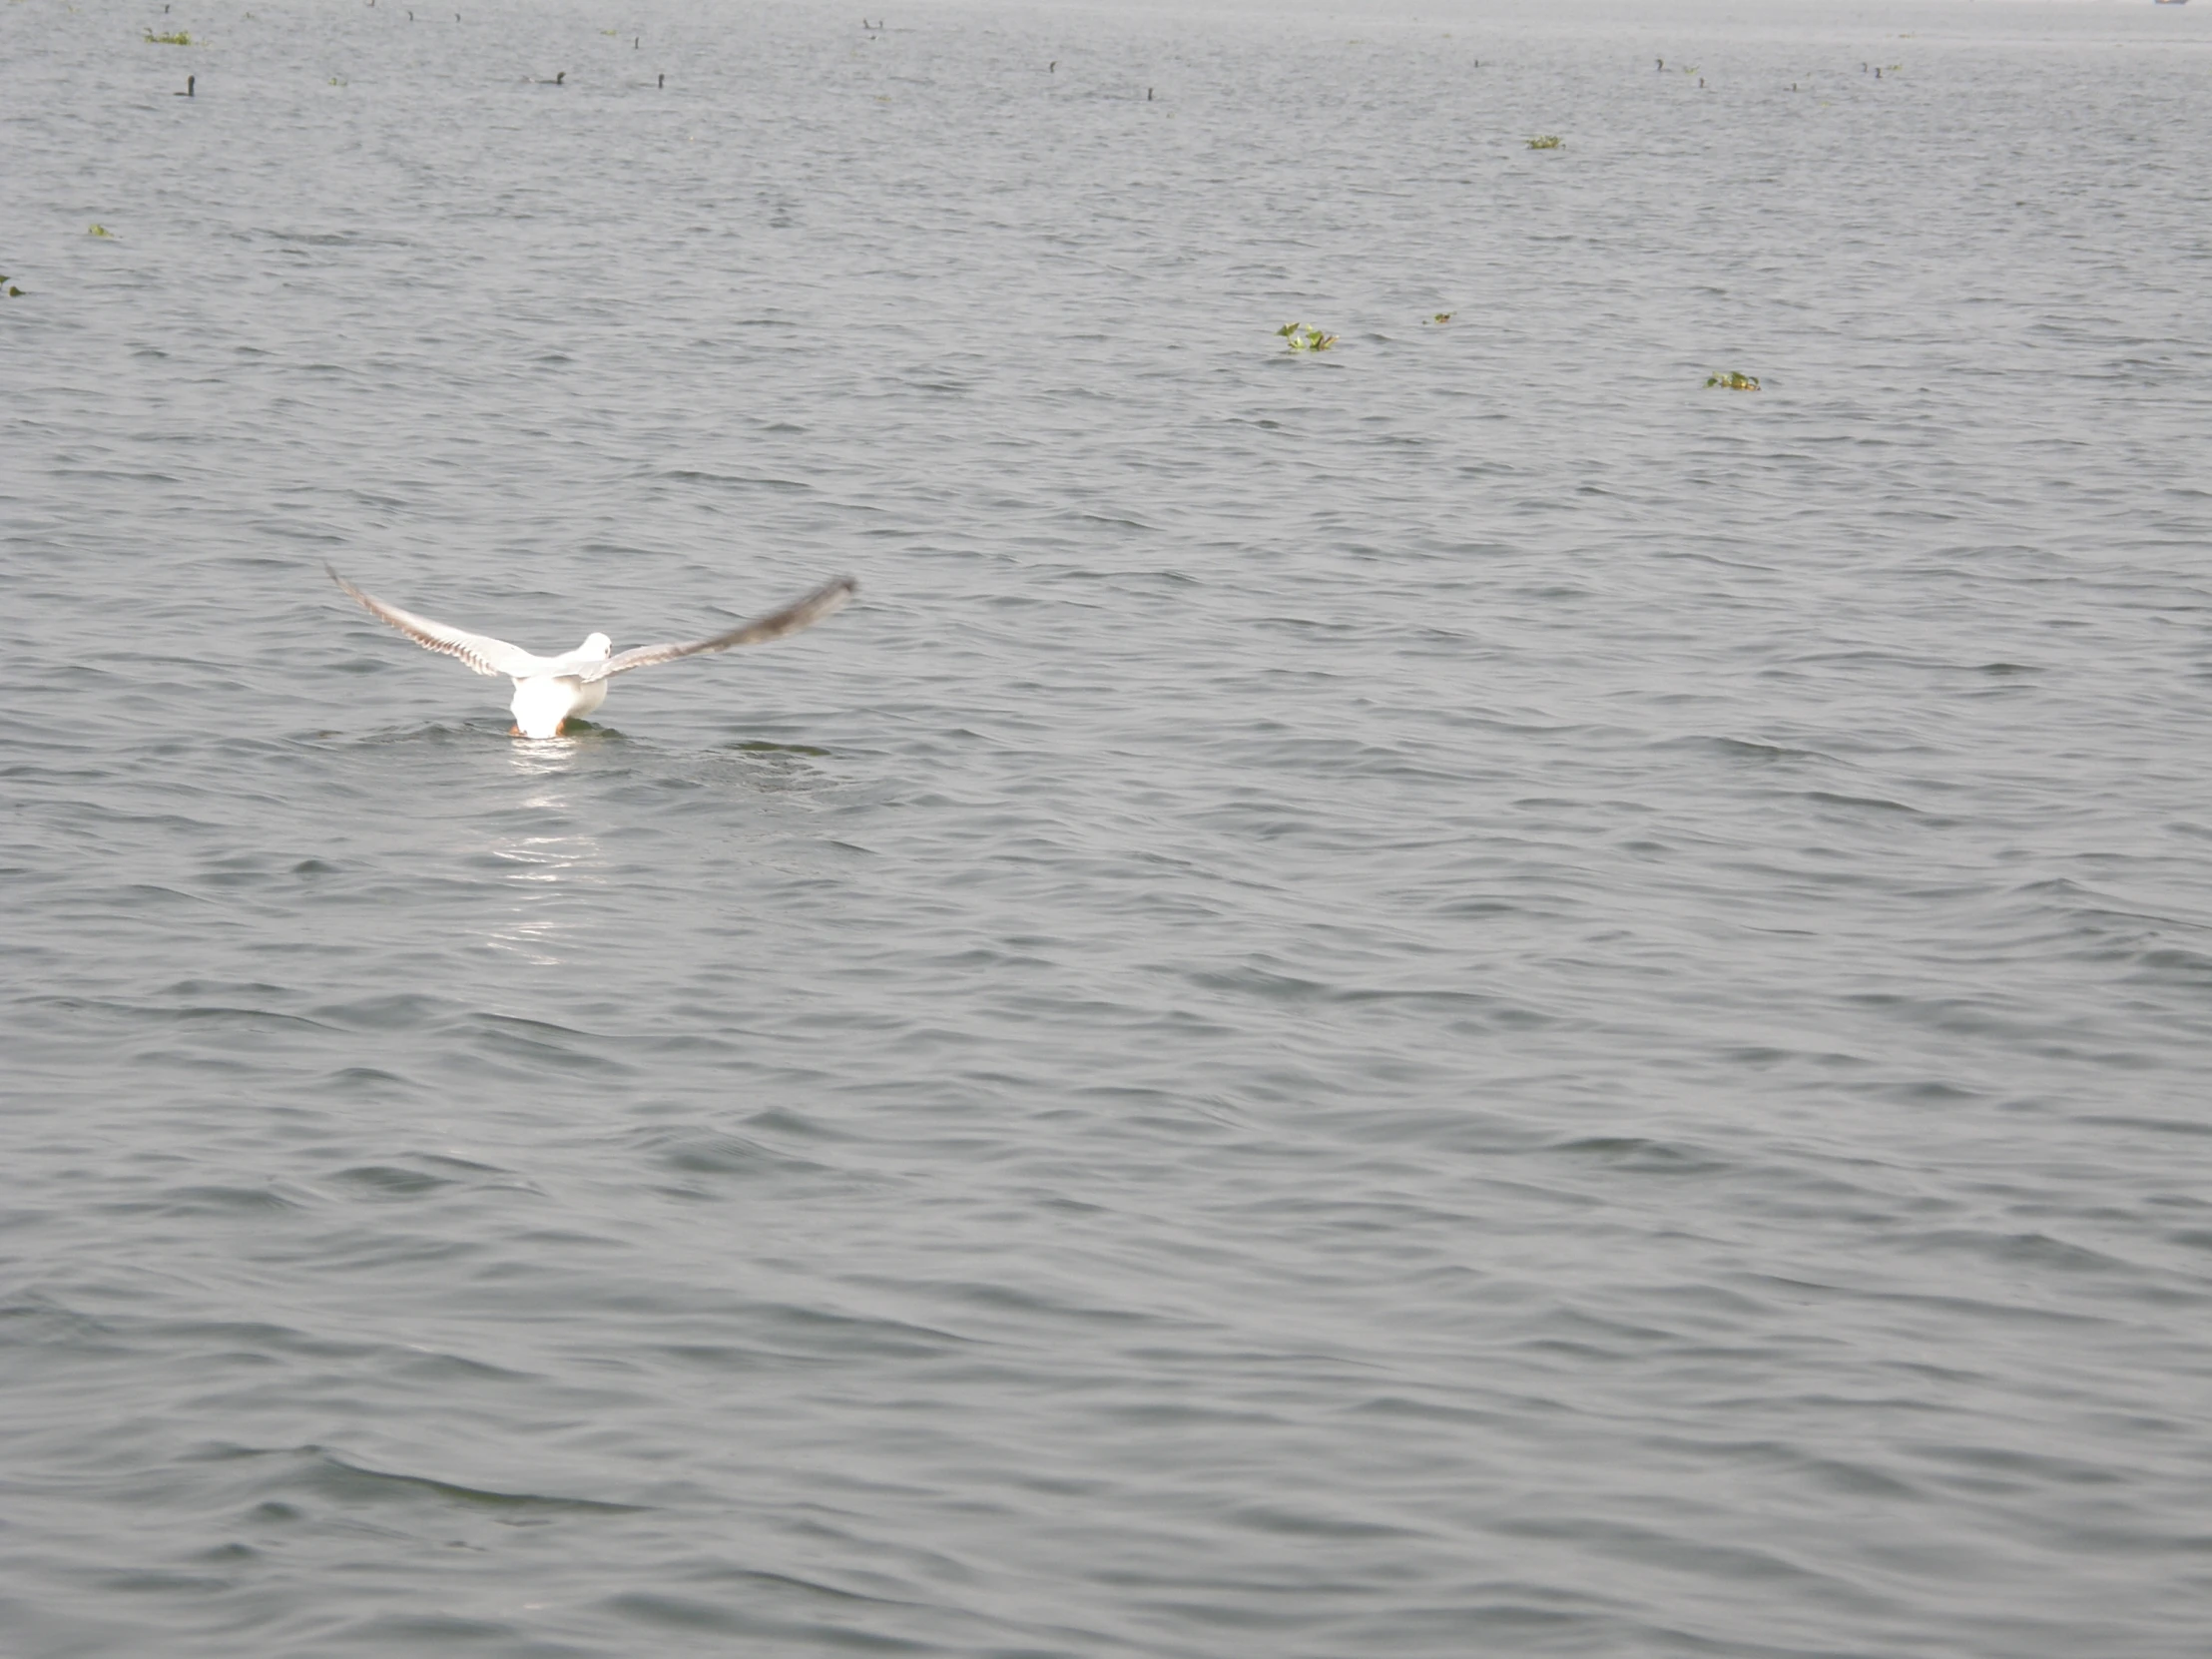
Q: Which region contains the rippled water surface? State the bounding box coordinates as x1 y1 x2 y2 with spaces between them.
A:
5 0 2212 1653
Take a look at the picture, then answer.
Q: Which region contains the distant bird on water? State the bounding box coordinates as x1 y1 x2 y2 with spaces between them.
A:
329 567 857 738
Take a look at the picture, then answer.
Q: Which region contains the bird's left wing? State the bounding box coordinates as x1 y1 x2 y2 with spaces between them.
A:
328 566 548 678
581 574 857 683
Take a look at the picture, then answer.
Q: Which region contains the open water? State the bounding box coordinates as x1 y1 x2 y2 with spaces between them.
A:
4 0 2211 1653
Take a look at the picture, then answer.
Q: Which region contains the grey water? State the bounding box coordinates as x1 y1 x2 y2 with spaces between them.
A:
4 0 2211 1652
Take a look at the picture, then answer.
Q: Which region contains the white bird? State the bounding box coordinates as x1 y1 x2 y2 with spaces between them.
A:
329 565 856 738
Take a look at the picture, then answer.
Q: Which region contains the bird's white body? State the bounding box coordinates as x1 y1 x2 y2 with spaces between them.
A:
509 635 613 738
328 570 856 739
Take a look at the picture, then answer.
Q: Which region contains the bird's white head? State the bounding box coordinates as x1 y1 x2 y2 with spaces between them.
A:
582 632 612 658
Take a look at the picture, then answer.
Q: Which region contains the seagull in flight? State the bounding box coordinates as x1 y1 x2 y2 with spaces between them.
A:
329 565 856 738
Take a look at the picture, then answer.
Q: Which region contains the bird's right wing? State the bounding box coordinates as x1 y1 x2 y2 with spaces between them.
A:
328 566 548 678
582 575 857 683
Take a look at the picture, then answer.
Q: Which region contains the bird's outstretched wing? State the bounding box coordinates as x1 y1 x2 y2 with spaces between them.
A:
581 575 857 684
328 566 549 679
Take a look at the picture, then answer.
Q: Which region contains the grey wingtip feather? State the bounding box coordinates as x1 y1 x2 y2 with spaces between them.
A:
327 563 379 616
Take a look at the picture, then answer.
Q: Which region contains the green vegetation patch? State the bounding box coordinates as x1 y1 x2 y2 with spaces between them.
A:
1526 135 1563 150
1277 322 1339 352
144 29 192 44
1705 370 1761 391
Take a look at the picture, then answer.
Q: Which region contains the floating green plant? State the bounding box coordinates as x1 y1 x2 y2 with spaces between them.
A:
1705 370 1761 391
1277 322 1338 352
144 28 191 44
87 224 114 238
1526 134 1563 150
2 276 21 297
1426 312 1453 324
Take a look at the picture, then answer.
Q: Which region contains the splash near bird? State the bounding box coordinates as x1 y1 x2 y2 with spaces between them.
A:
329 567 856 738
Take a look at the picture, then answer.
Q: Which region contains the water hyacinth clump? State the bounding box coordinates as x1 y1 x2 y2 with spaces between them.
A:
1526 134 1563 150
1276 322 1339 352
1706 370 1761 390
144 29 192 44
2 275 22 297
87 225 114 239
